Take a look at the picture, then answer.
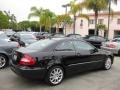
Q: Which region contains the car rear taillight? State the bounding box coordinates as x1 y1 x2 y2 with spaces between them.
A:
106 44 116 48
19 54 36 66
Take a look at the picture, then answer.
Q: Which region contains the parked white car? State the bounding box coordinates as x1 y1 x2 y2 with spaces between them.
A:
101 38 120 56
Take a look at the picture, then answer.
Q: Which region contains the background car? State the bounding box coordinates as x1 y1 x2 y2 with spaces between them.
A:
84 35 108 48
36 32 48 40
11 38 113 85
51 33 65 38
101 37 120 56
66 34 82 39
0 39 19 69
10 32 37 46
4 30 15 37
43 33 52 38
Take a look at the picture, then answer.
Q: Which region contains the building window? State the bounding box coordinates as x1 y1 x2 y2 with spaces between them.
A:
117 19 120 24
89 19 94 24
80 20 83 26
98 19 104 24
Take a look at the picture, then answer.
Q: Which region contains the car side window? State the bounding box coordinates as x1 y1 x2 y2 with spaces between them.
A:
73 41 94 51
55 41 75 51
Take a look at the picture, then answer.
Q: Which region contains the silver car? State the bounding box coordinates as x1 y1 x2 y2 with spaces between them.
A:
101 38 120 56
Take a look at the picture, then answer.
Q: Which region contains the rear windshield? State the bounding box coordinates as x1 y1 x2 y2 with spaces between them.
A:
26 39 55 50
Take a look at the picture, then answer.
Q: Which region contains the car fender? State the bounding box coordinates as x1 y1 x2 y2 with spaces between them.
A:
46 57 65 70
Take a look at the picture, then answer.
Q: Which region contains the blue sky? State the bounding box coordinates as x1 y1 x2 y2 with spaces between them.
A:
0 0 119 22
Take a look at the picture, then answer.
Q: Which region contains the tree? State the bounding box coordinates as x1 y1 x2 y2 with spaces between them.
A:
97 24 107 36
69 0 83 34
4 11 17 30
0 11 9 29
28 7 56 32
107 0 118 38
30 21 39 31
82 0 108 35
56 14 72 34
28 7 43 32
18 21 30 30
40 9 56 31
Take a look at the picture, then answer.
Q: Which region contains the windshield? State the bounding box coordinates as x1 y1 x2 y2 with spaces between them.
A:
26 39 55 50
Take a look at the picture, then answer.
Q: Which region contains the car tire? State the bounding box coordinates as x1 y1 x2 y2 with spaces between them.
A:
103 57 112 70
45 66 64 86
0 54 8 69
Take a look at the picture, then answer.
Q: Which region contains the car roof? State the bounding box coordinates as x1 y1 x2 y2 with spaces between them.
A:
48 37 84 42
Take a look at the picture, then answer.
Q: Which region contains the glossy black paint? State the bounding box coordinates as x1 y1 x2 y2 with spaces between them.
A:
11 38 114 79
84 35 108 48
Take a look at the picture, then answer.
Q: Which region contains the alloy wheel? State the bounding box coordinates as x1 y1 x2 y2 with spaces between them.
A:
105 58 112 70
49 67 64 85
0 56 6 68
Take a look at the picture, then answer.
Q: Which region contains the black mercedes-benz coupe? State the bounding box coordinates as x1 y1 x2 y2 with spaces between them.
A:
11 38 114 85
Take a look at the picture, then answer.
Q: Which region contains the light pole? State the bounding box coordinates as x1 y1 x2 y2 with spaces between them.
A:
62 3 70 35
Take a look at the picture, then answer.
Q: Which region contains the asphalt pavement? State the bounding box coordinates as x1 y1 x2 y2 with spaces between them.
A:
0 56 120 90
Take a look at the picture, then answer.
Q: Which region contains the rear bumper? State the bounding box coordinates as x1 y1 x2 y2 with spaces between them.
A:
10 62 47 79
101 46 119 54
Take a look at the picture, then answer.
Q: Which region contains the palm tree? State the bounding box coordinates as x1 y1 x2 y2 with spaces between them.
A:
29 7 56 32
97 24 107 36
4 11 17 29
56 14 72 34
28 7 43 32
40 9 56 32
82 0 108 35
69 0 83 34
107 0 118 38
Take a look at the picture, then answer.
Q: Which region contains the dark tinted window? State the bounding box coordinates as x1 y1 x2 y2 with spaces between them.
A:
89 19 94 24
55 41 74 51
117 19 120 24
98 19 104 24
26 39 55 50
73 41 94 50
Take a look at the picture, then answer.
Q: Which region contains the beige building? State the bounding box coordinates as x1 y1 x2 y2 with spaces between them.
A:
65 12 120 39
